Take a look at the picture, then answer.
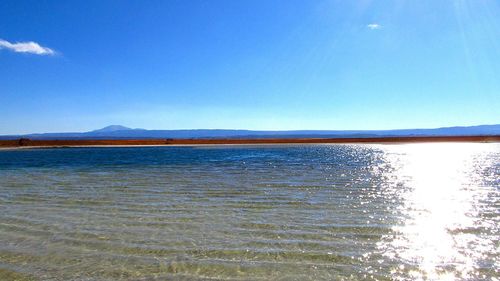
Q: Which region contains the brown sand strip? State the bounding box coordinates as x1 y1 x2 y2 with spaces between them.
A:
1 136 499 148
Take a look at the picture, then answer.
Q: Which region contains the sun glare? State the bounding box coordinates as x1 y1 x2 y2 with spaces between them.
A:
379 143 498 280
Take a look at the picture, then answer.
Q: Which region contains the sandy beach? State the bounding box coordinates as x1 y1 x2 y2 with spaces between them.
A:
1 135 499 149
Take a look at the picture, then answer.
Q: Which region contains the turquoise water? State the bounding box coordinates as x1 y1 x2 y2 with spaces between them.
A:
0 144 498 280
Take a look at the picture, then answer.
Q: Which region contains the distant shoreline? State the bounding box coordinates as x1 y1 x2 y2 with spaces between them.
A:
1 135 499 149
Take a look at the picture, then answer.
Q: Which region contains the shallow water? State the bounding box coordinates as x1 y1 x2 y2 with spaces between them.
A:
0 144 498 280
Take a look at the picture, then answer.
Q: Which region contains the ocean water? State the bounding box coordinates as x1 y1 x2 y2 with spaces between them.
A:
0 143 498 281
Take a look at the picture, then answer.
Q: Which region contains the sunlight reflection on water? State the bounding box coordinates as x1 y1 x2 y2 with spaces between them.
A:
378 143 499 280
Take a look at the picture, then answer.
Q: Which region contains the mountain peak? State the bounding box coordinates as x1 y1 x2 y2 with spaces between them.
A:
91 125 132 133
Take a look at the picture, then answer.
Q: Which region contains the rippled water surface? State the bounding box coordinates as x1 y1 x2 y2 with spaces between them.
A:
0 144 498 280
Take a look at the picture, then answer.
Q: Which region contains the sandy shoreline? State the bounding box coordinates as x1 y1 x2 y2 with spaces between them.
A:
1 135 499 150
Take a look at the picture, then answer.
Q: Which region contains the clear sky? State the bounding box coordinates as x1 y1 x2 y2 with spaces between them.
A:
0 0 499 134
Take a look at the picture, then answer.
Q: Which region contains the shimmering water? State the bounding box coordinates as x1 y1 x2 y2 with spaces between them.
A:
0 144 498 280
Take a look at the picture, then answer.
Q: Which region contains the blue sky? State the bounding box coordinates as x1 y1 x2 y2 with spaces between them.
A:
1 0 499 134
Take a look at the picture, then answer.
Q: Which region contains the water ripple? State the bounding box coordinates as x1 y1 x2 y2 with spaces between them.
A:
0 144 498 280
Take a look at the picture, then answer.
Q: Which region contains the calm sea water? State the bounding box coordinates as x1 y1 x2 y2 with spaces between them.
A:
0 144 498 280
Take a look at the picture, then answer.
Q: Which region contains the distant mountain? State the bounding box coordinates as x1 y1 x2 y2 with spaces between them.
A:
91 125 134 133
1 124 499 140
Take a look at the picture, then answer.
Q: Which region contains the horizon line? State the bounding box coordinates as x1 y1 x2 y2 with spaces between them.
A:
1 123 499 136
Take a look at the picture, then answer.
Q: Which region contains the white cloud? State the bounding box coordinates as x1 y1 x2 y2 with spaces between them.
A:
367 23 381 30
0 39 56 55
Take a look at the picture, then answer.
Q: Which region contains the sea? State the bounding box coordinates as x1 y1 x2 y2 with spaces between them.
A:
0 143 498 280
